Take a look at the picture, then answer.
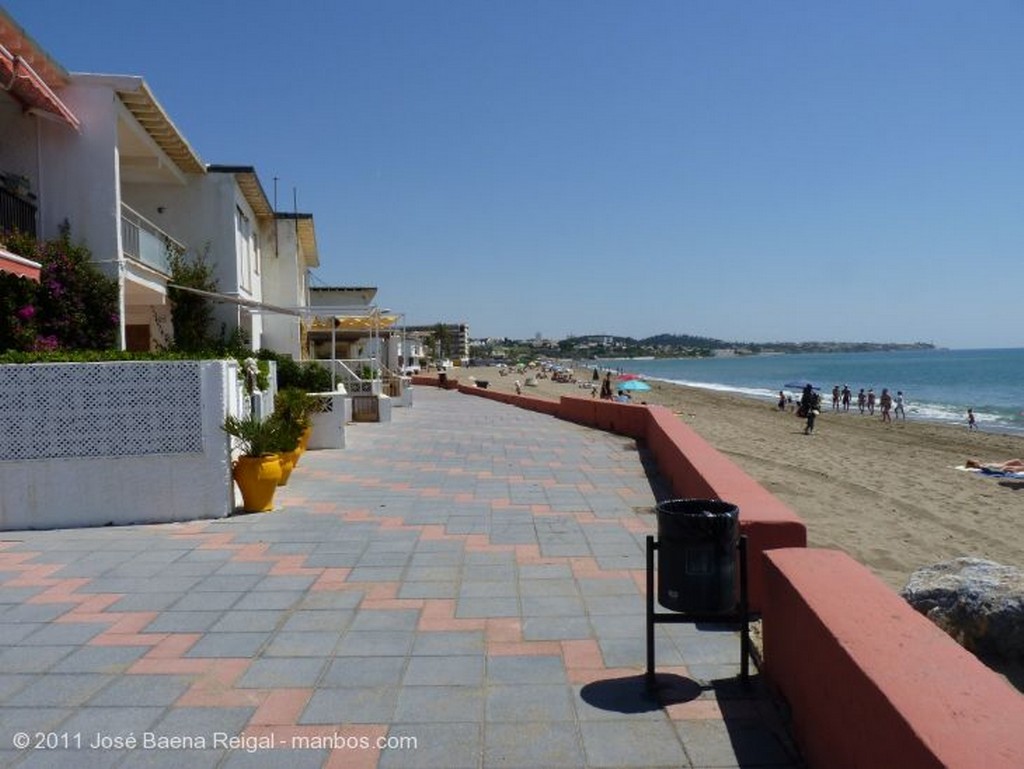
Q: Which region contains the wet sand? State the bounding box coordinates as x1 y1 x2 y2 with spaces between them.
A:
459 365 1024 591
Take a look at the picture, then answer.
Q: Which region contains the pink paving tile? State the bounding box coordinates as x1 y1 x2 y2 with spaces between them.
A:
567 666 641 685
249 688 314 726
25 576 91 599
418 599 486 632
485 618 522 643
63 594 122 614
561 639 604 670
664 698 725 721
488 640 563 656
416 525 450 540
192 532 241 550
362 582 400 600
360 599 424 611
175 659 257 707
143 633 201 659
6 563 64 586
529 504 553 513
311 568 351 591
268 555 321 577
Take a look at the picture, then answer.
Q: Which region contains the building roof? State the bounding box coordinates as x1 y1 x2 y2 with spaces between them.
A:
276 213 319 268
73 73 205 175
207 165 274 220
0 9 79 129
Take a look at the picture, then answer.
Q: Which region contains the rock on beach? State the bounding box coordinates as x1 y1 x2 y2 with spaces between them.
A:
901 558 1024 661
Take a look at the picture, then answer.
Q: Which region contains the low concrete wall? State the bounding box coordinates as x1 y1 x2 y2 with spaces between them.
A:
763 548 1024 769
0 361 234 530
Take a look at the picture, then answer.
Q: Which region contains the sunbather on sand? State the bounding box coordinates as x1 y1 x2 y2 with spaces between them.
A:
965 458 1024 472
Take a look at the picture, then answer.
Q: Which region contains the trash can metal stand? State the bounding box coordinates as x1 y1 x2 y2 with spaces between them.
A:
644 499 752 691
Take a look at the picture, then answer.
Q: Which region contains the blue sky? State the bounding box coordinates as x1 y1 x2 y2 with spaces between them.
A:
9 1 1023 348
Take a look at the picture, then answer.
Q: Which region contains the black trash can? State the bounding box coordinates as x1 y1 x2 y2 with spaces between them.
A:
438 372 448 388
656 499 739 614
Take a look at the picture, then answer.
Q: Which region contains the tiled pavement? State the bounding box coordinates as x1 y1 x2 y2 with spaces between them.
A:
0 387 803 768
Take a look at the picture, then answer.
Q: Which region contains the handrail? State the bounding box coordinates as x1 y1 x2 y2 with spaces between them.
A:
120 203 185 275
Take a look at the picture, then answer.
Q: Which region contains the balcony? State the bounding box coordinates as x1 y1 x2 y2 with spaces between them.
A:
0 185 37 238
120 203 184 276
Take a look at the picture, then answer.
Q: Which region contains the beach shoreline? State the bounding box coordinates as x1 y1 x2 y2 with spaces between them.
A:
457 364 1024 592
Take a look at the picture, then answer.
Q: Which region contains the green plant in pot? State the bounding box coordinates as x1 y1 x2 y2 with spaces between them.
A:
275 387 316 455
223 413 282 512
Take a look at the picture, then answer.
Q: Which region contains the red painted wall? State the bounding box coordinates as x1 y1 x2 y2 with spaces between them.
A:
763 548 1024 769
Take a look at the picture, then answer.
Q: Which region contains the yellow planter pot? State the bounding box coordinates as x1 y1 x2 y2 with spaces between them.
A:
232 454 282 512
277 450 298 486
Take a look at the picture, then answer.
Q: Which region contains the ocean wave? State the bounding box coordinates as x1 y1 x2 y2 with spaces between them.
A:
651 377 1024 435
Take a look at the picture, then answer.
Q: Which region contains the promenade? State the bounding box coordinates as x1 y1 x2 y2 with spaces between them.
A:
0 387 802 768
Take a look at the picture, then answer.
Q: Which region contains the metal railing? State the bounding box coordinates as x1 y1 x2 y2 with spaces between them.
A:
120 203 185 275
0 186 36 238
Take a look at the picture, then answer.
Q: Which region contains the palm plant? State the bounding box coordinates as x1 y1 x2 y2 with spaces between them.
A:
222 413 281 456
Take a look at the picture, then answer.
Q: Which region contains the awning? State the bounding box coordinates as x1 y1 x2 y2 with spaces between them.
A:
0 44 79 130
0 248 41 281
319 315 399 331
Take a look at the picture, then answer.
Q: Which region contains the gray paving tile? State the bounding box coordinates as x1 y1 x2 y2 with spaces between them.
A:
675 718 799 767
486 684 576 722
393 685 483 722
0 645 76 673
378 722 481 769
579 719 687 767
348 610 420 632
89 675 192 707
521 616 594 641
50 646 147 674
169 591 242 611
264 631 340 657
455 597 519 618
149 705 254 738
411 631 484 656
236 658 326 688
335 631 415 657
6 673 112 707
185 632 270 658
485 721 585 768
208 610 283 633
487 654 567 684
322 656 408 687
300 686 399 724
403 656 484 687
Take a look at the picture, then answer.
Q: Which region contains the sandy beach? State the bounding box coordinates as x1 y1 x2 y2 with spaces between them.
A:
459 364 1023 592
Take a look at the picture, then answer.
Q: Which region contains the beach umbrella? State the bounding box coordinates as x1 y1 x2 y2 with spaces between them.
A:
618 379 651 392
617 373 643 381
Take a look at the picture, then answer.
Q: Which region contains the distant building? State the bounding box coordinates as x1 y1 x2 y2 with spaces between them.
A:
405 322 470 364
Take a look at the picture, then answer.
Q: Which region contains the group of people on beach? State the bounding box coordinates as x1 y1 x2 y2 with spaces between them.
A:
827 384 906 421
784 383 906 435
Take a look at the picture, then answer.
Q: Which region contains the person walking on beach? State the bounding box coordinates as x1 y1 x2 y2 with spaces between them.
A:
599 372 613 400
879 388 893 424
968 409 977 430
857 388 866 414
777 390 787 411
802 385 821 435
832 385 840 411
841 385 851 412
894 391 906 420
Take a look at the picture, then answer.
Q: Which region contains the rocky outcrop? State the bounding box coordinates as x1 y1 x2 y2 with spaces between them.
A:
901 558 1024 661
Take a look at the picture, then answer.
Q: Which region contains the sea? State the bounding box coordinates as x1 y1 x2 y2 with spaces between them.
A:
598 348 1024 436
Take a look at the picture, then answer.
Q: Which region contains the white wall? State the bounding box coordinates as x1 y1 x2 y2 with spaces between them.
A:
36 82 121 270
0 361 235 530
261 218 304 358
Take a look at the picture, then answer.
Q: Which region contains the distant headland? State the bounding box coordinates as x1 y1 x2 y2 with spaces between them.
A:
561 334 935 359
